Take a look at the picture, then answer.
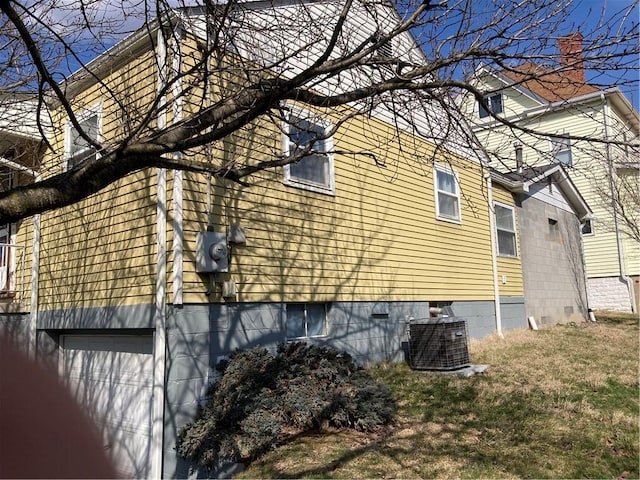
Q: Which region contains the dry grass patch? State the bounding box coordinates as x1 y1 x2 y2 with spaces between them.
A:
236 318 639 479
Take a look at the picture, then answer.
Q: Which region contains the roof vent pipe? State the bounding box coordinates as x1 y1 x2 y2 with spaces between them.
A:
514 141 523 174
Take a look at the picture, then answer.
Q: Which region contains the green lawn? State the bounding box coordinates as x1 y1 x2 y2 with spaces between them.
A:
236 312 639 479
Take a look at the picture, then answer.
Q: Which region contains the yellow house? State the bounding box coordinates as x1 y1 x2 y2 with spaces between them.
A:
461 33 640 313
0 3 532 478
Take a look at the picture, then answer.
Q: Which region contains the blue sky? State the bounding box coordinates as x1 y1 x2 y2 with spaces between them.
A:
572 0 639 109
14 0 639 110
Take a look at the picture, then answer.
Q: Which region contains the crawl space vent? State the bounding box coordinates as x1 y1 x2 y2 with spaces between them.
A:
408 317 471 371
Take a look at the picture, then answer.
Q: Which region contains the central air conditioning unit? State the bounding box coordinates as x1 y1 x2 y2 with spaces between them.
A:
408 317 471 371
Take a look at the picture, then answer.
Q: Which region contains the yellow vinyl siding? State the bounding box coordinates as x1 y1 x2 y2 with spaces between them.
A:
37 49 160 311
38 170 157 310
181 111 498 304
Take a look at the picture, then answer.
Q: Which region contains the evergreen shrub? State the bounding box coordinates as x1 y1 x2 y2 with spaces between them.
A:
177 342 395 468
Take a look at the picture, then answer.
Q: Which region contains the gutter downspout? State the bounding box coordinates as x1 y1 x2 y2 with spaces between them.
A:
578 219 596 321
485 173 503 337
28 182 41 359
602 94 637 313
150 29 168 480
171 27 184 307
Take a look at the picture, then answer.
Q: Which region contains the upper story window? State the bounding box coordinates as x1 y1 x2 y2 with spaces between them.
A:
581 219 593 236
66 107 101 170
434 164 461 223
494 203 517 257
551 135 572 166
478 93 503 119
283 112 335 195
286 303 328 340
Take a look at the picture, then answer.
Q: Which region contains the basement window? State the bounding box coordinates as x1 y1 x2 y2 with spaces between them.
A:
286 303 328 339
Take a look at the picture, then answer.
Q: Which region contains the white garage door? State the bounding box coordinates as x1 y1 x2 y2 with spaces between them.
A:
60 335 154 479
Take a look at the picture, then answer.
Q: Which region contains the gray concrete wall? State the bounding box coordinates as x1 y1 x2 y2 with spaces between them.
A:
38 303 155 330
36 296 522 479
517 194 589 326
161 297 519 477
0 313 29 347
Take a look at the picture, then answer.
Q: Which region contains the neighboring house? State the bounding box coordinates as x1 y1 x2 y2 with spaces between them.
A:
491 164 592 326
0 4 594 479
0 93 40 346
462 32 640 313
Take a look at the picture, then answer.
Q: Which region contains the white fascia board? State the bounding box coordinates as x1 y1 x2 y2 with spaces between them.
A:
549 169 592 219
520 164 563 189
491 165 591 218
488 171 528 193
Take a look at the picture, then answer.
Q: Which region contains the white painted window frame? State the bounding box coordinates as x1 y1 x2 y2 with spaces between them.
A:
434 163 462 224
581 218 595 237
550 133 573 166
285 303 329 340
0 223 17 292
64 103 102 171
282 107 335 196
478 93 503 119
494 201 518 258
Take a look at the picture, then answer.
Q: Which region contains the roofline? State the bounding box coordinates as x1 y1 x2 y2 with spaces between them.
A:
473 64 548 105
491 164 592 219
473 86 640 135
51 12 182 104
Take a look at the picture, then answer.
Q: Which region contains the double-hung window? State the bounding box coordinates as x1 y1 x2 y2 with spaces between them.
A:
550 135 572 166
286 303 328 339
283 112 335 195
478 93 503 119
434 164 461 223
66 107 101 170
494 203 517 257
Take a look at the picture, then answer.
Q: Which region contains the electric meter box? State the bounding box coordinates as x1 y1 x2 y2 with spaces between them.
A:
196 231 229 273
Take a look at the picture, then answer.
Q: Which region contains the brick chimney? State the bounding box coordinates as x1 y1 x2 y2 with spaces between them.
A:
558 32 585 83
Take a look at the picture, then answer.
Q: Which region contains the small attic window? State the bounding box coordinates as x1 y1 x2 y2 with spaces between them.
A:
478 94 503 119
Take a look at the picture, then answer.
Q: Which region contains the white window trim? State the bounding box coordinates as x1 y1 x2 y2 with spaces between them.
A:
64 103 102 172
434 163 462 224
478 93 503 119
581 218 595 237
285 303 329 340
549 133 572 166
494 201 518 258
0 222 18 292
282 107 335 196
